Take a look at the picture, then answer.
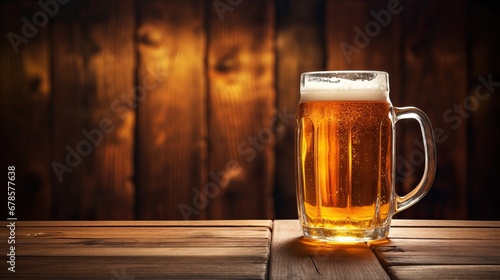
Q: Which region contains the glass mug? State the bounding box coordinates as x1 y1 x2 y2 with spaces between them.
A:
296 71 437 242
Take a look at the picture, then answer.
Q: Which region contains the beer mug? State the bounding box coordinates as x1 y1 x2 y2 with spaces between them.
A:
296 71 436 242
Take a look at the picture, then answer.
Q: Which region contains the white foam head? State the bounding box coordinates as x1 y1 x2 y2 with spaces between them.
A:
300 71 390 102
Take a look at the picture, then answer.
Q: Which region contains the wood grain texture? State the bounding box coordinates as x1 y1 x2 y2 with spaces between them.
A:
17 219 273 227
269 220 389 279
372 220 500 280
391 219 500 228
12 226 271 240
374 239 500 265
397 0 468 219
51 0 135 219
7 257 269 279
17 246 270 258
387 265 500 280
387 227 500 239
275 0 325 219
207 0 275 219
0 220 272 279
0 1 52 220
136 0 207 219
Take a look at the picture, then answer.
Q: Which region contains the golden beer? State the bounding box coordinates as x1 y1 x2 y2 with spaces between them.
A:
296 100 393 240
296 71 436 242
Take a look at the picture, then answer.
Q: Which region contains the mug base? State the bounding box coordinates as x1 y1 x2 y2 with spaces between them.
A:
302 225 390 242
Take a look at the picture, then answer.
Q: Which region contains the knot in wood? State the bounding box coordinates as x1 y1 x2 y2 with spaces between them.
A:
137 28 162 47
215 56 236 73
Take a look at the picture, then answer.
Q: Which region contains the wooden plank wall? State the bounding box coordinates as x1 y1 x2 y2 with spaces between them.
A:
135 0 207 220
0 1 52 220
399 0 468 219
207 0 275 219
0 0 498 220
467 0 500 220
50 0 136 220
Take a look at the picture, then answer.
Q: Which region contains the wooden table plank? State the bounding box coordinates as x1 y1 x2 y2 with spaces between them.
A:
0 220 272 279
387 265 500 280
269 220 389 279
7 257 269 279
374 239 500 265
16 220 273 228
3 220 500 279
17 246 269 258
387 226 500 239
10 226 270 239
372 219 500 280
391 219 500 228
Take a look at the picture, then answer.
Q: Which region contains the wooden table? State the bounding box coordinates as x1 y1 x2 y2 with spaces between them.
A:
1 220 500 279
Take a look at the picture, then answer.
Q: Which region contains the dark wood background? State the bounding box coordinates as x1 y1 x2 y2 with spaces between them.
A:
1 0 499 220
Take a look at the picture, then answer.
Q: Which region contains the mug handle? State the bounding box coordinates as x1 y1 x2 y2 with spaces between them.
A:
393 106 437 213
